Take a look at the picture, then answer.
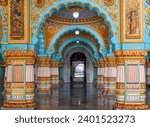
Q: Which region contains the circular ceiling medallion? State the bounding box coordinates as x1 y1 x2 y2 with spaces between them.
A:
67 6 86 12
73 12 79 18
103 0 116 6
75 30 80 35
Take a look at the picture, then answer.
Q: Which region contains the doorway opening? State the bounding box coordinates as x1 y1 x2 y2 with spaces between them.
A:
70 52 86 86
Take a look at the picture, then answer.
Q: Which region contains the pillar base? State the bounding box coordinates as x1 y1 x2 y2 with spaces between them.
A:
37 89 52 94
96 83 103 88
102 89 108 95
2 101 36 109
114 103 149 110
107 89 116 95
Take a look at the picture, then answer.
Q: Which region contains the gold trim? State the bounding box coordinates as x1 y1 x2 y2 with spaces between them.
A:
8 0 30 44
120 0 144 43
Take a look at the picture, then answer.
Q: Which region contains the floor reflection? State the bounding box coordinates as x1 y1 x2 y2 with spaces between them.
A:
0 84 150 110
35 83 116 110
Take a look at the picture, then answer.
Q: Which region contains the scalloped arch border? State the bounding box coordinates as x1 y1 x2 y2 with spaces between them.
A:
32 0 117 46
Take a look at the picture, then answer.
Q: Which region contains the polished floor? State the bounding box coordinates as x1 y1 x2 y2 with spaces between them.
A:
0 83 150 110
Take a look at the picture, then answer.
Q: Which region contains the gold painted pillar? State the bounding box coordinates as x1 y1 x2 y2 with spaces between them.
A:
114 50 149 110
96 61 104 88
3 50 36 109
37 57 51 93
51 60 60 96
107 57 117 95
146 60 150 87
103 58 108 94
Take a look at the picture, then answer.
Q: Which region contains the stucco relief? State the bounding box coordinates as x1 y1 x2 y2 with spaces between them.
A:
126 0 140 39
120 0 144 43
34 0 45 8
10 0 24 40
103 0 116 6
0 15 2 41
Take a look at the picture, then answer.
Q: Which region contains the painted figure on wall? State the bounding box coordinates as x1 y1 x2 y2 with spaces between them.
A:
10 0 24 40
128 11 138 34
124 0 142 40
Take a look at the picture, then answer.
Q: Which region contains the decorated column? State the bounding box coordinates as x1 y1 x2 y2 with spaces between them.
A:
103 58 108 94
146 57 150 87
114 50 149 110
37 57 51 93
51 60 60 96
59 62 64 83
2 50 36 109
107 57 117 95
96 61 104 88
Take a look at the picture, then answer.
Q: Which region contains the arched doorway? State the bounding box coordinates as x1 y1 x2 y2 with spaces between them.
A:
70 52 86 84
63 47 94 83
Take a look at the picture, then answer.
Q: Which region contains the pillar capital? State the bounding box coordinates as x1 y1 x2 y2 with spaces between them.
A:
115 50 147 65
115 50 147 57
96 61 104 68
107 57 116 67
51 60 60 68
37 57 51 67
4 50 36 65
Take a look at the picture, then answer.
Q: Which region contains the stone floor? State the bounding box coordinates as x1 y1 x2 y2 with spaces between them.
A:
0 83 150 110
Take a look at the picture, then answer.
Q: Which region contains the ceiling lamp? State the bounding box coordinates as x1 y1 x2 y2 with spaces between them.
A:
73 12 79 18
75 30 80 35
77 41 80 43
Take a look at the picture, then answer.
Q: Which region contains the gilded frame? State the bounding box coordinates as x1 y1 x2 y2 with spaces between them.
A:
8 0 30 44
120 0 144 43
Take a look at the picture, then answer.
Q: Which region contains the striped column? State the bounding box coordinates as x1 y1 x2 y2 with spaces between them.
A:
2 50 36 109
103 58 108 94
59 62 64 83
146 60 150 87
51 60 60 96
37 57 51 93
96 61 104 88
114 50 149 110
107 57 117 95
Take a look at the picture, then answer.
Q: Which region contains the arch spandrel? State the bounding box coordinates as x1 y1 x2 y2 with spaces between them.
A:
45 25 108 56
32 0 117 45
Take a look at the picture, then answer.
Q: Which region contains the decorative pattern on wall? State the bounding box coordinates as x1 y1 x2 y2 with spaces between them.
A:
34 0 45 8
0 0 8 43
0 14 2 41
32 0 119 37
120 0 144 43
90 0 119 34
8 0 30 43
145 2 150 29
103 0 116 6
44 15 110 50
10 0 24 40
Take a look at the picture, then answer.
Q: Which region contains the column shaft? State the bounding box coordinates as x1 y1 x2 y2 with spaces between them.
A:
37 57 51 93
3 50 36 109
114 50 149 110
146 60 150 87
96 61 104 88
